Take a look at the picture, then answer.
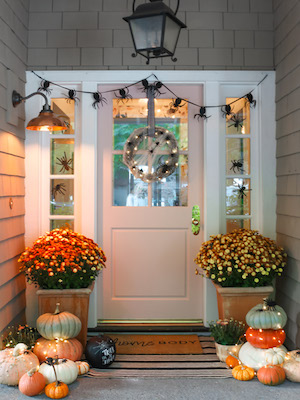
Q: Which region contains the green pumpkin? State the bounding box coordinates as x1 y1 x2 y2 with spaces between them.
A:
246 299 287 329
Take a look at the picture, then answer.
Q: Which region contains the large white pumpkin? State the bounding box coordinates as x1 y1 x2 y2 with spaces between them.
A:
39 358 78 384
283 350 300 382
239 342 287 371
36 303 82 340
0 343 40 386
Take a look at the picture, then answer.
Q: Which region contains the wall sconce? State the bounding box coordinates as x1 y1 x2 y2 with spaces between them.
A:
123 0 186 64
12 90 67 131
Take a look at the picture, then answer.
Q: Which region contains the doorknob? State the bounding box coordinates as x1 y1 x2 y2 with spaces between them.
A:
192 205 200 235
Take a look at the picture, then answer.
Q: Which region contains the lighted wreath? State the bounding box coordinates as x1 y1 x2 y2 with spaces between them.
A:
123 126 179 183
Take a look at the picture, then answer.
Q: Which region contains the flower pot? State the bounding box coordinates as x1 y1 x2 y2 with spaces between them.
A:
215 342 242 362
214 284 274 325
36 286 93 348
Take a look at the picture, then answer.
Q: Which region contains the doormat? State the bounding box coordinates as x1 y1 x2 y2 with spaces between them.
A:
108 334 203 355
85 336 232 379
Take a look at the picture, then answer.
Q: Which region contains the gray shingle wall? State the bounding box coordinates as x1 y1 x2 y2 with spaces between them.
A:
274 0 300 349
0 0 28 337
27 0 274 70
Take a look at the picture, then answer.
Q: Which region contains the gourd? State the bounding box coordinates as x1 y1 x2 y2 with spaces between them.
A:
283 350 300 382
18 367 46 396
37 303 82 340
246 327 286 349
39 358 78 385
246 299 287 330
239 342 287 371
0 343 40 386
33 337 83 362
75 361 90 375
257 365 286 386
225 355 239 369
232 365 255 381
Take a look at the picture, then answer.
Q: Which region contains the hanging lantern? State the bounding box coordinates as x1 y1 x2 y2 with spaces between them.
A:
123 0 186 64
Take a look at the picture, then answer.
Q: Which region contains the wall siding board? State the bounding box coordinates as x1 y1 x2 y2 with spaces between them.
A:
0 235 25 264
0 290 26 333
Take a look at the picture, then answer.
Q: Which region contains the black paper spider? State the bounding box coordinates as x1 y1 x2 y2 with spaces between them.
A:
233 182 252 199
194 106 210 120
221 104 233 118
228 114 245 131
114 88 132 103
92 92 107 109
230 159 244 173
56 152 73 173
38 80 52 95
51 183 66 199
169 97 185 111
245 92 256 108
141 80 164 97
65 89 80 103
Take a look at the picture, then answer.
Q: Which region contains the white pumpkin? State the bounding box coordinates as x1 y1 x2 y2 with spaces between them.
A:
283 350 300 382
39 358 78 384
75 361 90 375
0 343 40 386
239 342 287 371
37 303 82 340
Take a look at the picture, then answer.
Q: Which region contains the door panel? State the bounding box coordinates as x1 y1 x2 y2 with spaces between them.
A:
98 84 204 321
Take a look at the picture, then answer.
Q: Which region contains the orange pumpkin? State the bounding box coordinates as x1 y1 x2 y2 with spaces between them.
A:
232 365 255 381
33 337 83 362
45 381 69 399
226 355 240 369
246 327 286 349
19 367 46 396
257 365 286 386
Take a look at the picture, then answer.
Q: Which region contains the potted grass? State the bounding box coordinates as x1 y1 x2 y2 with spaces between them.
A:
194 229 287 323
18 228 106 347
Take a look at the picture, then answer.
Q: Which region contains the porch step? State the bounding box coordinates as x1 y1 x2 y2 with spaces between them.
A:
89 322 208 333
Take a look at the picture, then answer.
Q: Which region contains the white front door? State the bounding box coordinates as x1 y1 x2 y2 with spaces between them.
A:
98 83 204 322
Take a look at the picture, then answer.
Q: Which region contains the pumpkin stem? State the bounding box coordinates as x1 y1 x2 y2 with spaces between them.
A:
27 367 38 376
54 303 60 315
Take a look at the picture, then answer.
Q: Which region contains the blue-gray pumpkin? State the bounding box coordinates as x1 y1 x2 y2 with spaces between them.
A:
246 299 287 329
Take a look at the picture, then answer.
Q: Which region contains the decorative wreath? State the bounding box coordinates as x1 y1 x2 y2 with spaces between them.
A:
123 126 179 183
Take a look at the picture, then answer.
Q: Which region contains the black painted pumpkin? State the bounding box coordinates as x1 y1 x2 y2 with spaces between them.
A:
85 335 116 368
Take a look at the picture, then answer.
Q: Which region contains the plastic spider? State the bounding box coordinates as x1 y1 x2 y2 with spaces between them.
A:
230 159 244 173
92 92 107 109
169 97 185 111
38 80 52 95
221 104 233 118
141 80 164 97
245 92 256 108
114 88 132 103
228 114 245 131
194 106 210 120
65 89 80 104
233 182 252 199
51 183 66 199
56 152 73 173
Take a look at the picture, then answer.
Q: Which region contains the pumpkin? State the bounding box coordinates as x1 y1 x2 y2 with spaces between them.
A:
232 365 255 381
257 365 286 386
33 337 83 362
19 367 46 396
246 327 286 349
0 343 40 386
283 350 300 382
45 381 69 399
37 303 82 340
39 358 78 385
75 361 90 375
246 299 287 330
225 355 240 369
239 342 287 371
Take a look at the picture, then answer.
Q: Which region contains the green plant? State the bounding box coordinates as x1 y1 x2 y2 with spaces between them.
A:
18 228 106 289
194 228 287 287
209 319 245 345
2 325 40 350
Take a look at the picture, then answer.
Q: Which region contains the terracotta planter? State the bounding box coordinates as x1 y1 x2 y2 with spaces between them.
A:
215 342 242 362
36 286 93 348
214 284 274 325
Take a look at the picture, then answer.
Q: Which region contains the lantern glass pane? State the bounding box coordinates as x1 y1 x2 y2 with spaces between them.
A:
163 16 181 54
130 15 163 50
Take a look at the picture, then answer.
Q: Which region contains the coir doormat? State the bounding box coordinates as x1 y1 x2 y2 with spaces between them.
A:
109 334 203 355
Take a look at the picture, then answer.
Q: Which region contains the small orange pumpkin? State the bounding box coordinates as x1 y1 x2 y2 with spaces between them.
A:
232 364 255 381
226 355 240 369
257 365 286 386
75 361 90 375
45 381 69 399
19 367 46 396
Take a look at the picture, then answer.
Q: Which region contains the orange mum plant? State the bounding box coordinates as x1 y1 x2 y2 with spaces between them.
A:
194 229 287 287
18 229 106 289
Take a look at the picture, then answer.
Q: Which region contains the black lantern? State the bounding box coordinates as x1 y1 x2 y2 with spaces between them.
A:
124 0 186 64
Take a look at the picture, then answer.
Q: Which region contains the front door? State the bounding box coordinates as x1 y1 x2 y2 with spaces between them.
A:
98 84 204 321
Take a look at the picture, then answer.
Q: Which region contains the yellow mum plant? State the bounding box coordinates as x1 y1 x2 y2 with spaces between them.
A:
194 229 287 287
18 228 106 289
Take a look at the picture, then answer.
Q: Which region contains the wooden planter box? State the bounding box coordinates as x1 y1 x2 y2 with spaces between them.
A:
36 287 93 348
214 284 274 324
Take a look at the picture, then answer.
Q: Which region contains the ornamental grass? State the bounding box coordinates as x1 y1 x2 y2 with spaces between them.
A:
194 228 287 288
18 228 106 289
